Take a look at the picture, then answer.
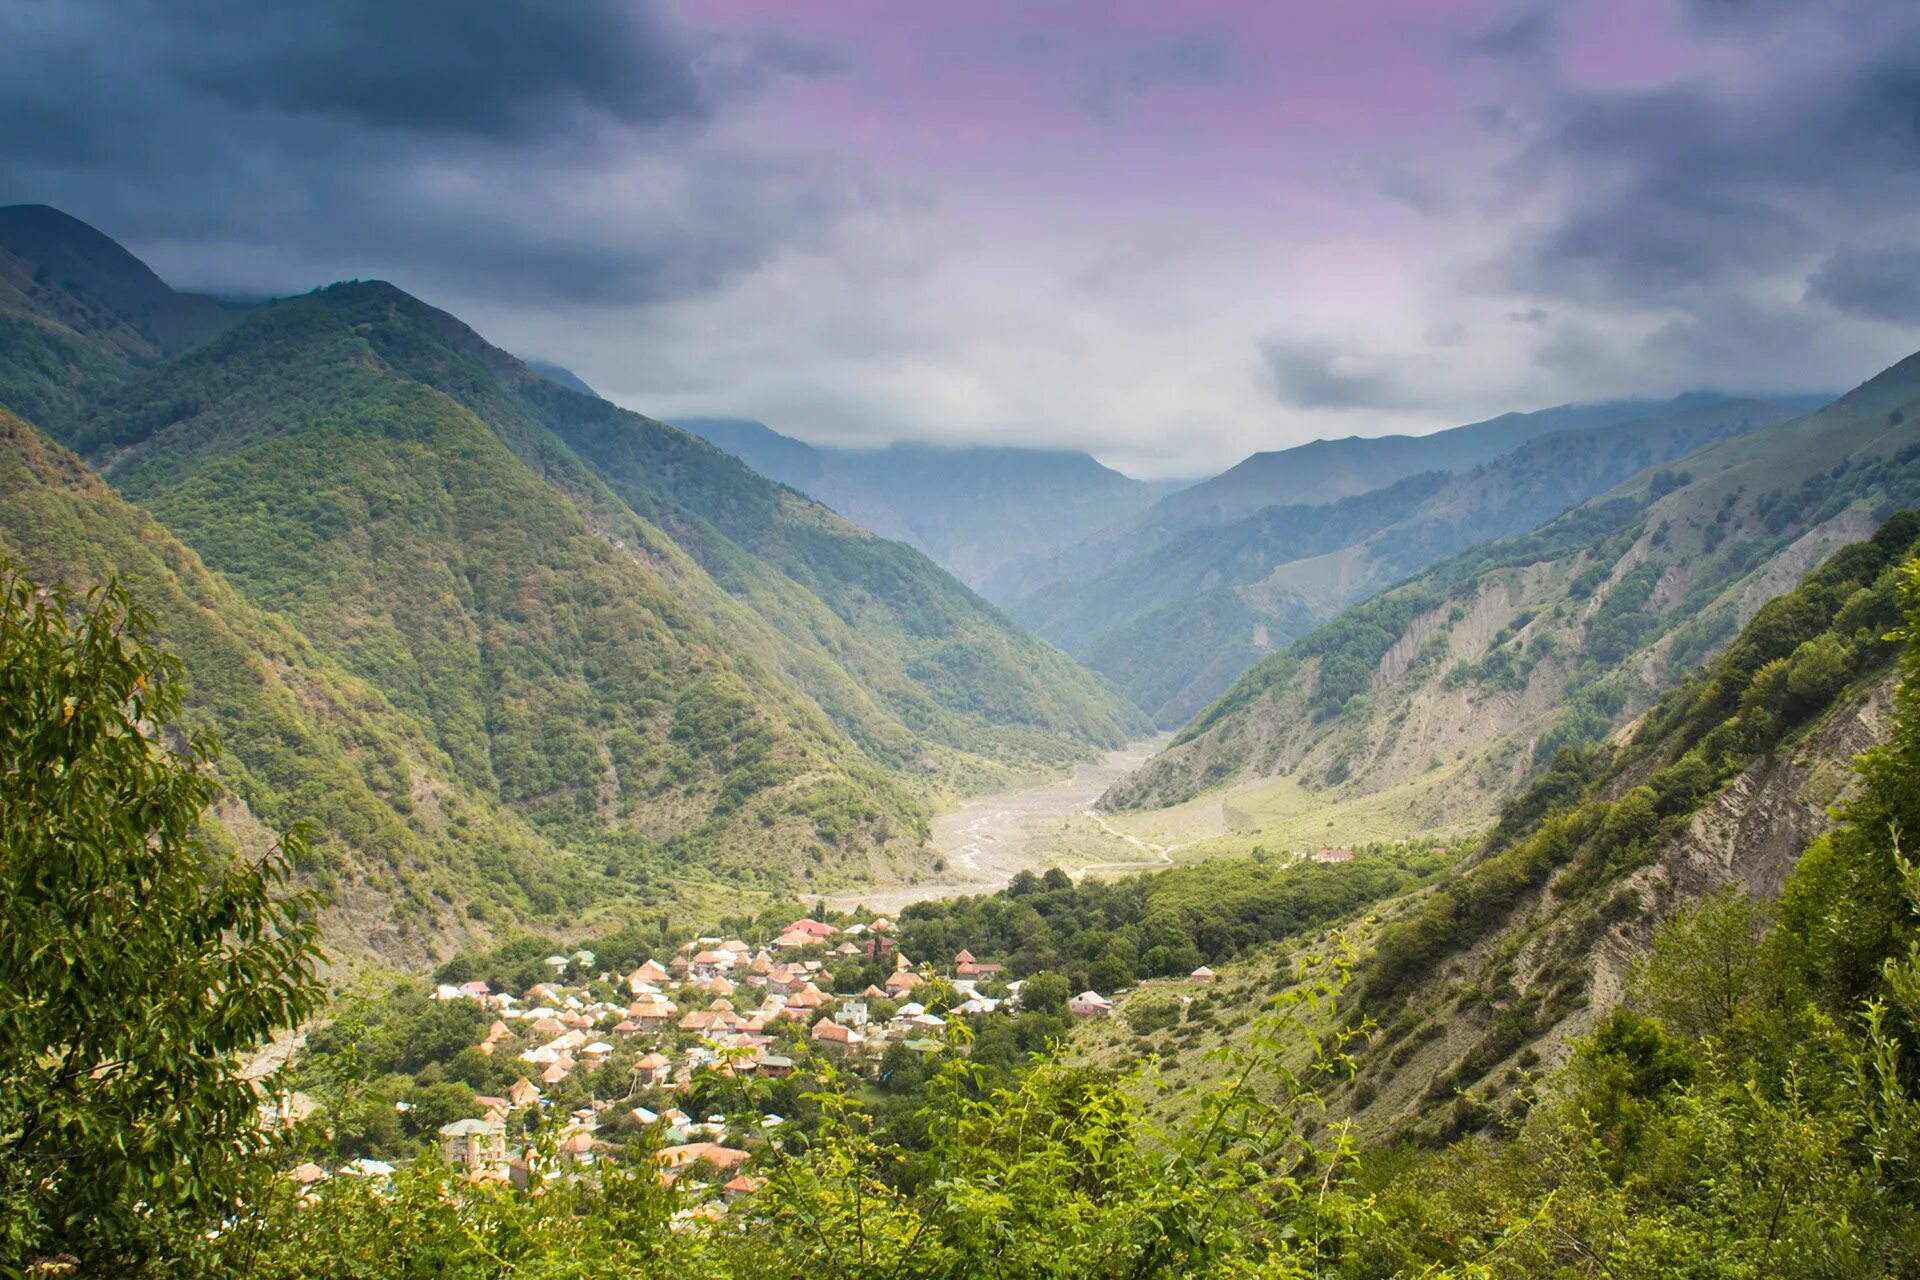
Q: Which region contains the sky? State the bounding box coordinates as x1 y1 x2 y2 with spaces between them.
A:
5 0 1920 478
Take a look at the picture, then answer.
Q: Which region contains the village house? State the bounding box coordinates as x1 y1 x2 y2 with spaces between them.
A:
1069 991 1113 1017
1190 966 1216 983
811 1017 863 1050
439 1117 507 1174
1312 848 1355 864
635 1052 672 1086
657 1142 750 1179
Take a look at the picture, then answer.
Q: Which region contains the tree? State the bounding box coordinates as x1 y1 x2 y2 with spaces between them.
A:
0 568 323 1272
1020 971 1070 1016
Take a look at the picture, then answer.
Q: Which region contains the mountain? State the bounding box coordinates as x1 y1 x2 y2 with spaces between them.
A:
0 407 611 968
987 393 1806 604
0 204 245 360
1074 511 1918 1144
1341 510 1920 1140
676 417 1156 593
1020 396 1800 726
522 359 601 398
1107 352 1920 840
0 207 1144 959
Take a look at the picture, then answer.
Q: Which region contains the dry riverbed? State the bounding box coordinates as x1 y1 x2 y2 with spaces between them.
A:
824 736 1182 915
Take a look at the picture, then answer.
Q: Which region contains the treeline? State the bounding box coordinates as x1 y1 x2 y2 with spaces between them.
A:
896 848 1446 996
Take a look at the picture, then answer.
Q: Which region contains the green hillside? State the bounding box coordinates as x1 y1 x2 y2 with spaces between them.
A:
0 210 1145 963
1023 396 1796 726
1078 511 1918 1141
0 408 625 966
1109 354 1920 838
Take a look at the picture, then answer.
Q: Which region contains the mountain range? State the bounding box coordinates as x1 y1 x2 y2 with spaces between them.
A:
1013 394 1822 725
0 204 1144 962
675 417 1163 593
1106 353 1920 840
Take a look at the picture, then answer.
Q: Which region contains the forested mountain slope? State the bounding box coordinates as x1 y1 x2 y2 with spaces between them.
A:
0 208 1143 960
1109 353 1920 830
1021 396 1794 725
0 409 616 967
1339 511 1920 1140
678 416 1156 593
1080 512 1918 1144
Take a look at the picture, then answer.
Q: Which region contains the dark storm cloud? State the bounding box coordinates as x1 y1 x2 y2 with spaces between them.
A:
0 0 851 305
1485 0 1920 376
164 0 706 138
1808 247 1920 326
1261 340 1413 411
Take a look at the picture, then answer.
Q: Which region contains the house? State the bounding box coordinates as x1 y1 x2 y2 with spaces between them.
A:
629 997 677 1030
811 1018 862 1049
557 1130 602 1167
657 1142 751 1177
884 970 925 996
1190 966 1216 983
288 1161 327 1187
507 1077 543 1108
1312 848 1354 864
756 1053 796 1078
833 941 861 958
722 1174 762 1203
953 948 976 967
1069 991 1113 1017
635 1052 672 1086
837 999 869 1028
956 960 1003 979
784 917 839 940
629 960 670 992
439 1117 507 1173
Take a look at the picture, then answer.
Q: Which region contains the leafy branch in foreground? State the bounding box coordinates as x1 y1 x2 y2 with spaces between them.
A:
721 939 1372 1279
0 565 324 1275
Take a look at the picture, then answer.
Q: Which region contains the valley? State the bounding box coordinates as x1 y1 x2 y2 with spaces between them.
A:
827 734 1177 913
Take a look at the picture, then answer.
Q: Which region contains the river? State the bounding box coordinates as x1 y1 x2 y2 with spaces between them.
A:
824 735 1177 915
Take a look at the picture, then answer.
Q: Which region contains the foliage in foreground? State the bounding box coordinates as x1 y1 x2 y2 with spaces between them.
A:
0 567 322 1274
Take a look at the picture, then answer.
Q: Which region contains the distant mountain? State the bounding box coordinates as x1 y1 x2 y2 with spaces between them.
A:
1020 396 1801 726
0 204 244 360
1108 354 1920 832
0 207 1145 961
522 359 601 399
676 417 1156 593
990 393 1825 603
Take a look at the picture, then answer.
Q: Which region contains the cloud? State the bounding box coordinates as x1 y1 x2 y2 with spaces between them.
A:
0 0 853 306
1456 1 1562 64
1807 246 1920 326
1377 169 1449 216
1075 33 1240 122
1261 340 1415 411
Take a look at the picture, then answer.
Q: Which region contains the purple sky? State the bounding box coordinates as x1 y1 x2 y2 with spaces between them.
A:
7 0 1919 476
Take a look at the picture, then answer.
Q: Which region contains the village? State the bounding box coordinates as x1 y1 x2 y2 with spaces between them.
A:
279 909 1207 1216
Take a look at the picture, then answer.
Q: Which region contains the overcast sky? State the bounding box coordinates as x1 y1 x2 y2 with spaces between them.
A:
6 0 1919 477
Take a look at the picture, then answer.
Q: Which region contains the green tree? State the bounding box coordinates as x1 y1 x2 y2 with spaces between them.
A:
1020 971 1071 1017
0 568 323 1272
